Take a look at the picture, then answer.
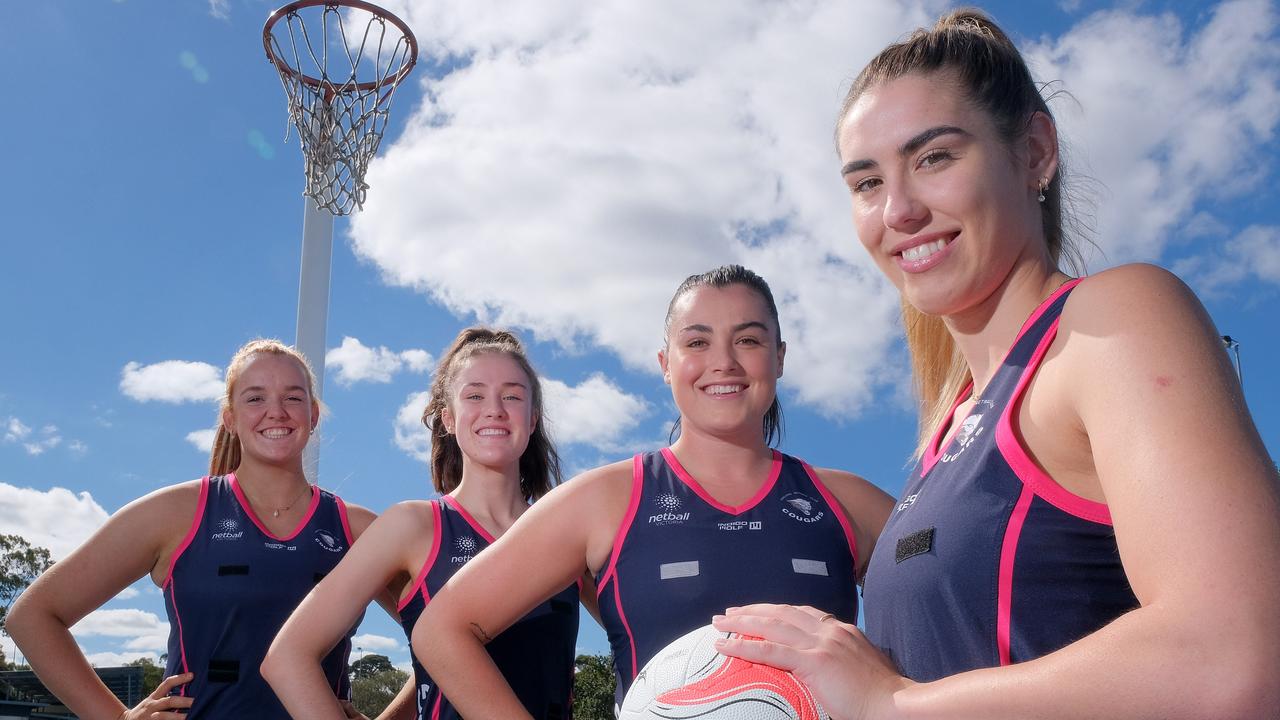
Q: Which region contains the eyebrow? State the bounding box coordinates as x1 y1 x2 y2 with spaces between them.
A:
678 321 771 334
239 385 308 395
462 381 528 389
840 125 972 176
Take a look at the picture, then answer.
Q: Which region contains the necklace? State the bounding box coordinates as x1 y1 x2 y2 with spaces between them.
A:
243 481 312 518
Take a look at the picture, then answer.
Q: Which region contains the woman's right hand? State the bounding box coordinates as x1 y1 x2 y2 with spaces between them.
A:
118 673 194 720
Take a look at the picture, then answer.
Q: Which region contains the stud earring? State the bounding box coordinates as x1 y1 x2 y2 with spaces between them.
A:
1037 178 1048 203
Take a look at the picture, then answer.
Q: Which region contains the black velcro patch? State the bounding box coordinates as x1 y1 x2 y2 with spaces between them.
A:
207 658 240 683
217 564 249 576
895 527 935 564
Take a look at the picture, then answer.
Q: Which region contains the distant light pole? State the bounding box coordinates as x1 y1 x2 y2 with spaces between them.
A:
1221 335 1243 389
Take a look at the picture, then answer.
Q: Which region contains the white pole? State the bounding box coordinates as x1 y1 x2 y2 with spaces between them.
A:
297 197 334 483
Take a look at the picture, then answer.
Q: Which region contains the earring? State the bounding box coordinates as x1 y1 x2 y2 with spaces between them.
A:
1037 178 1048 203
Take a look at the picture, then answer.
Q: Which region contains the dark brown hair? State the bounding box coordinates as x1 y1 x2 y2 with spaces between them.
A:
664 265 784 446
422 327 562 500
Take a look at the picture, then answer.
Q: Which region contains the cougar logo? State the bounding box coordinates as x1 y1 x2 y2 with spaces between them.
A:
314 529 344 553
781 492 824 524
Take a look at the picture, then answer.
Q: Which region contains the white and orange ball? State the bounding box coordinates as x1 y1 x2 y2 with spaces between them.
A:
619 624 830 720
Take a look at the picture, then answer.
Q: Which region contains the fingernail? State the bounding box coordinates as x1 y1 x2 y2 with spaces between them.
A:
712 614 725 622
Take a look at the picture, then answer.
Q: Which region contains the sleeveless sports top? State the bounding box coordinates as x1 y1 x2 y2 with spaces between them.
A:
162 474 357 717
863 279 1138 681
598 449 859 704
398 496 579 720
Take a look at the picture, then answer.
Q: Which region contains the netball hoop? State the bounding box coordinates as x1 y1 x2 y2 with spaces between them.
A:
264 0 418 215
264 0 417 480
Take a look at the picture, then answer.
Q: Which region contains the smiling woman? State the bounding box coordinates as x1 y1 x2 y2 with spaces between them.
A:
263 327 581 720
406 266 895 718
6 339 395 720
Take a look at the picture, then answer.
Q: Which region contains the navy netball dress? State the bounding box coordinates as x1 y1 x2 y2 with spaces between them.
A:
162 474 357 717
398 496 579 720
863 279 1138 681
598 449 859 704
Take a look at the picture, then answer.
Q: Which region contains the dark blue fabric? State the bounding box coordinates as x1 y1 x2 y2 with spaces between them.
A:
163 475 356 718
862 284 1137 681
598 450 858 705
399 498 578 720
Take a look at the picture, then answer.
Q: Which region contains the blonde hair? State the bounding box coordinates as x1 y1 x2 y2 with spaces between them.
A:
208 339 319 476
839 9 1083 456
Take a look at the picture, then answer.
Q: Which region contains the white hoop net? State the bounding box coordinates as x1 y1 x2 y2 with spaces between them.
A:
265 2 417 216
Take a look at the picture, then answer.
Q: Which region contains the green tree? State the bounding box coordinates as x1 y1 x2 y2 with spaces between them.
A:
573 653 616 720
351 653 395 680
351 666 410 717
126 657 165 695
0 534 54 629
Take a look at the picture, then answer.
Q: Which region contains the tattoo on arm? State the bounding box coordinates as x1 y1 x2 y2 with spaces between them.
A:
469 622 494 644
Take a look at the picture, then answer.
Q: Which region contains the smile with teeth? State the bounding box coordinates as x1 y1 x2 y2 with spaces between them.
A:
899 238 950 262
477 428 510 436
261 428 292 439
705 384 744 396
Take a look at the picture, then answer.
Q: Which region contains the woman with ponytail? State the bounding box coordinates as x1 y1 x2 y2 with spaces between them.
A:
264 327 582 720
713 9 1280 718
9 339 395 718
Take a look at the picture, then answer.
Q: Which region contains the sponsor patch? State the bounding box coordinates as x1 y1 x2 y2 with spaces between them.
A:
659 560 700 579
791 558 829 576
895 527 935 564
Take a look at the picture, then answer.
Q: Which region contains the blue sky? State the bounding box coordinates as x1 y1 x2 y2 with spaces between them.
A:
1 0 1276 673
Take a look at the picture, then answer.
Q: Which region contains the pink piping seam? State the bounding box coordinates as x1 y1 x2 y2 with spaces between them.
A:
227 472 320 541
164 476 210 587
400 500 444 612
335 495 354 545
440 494 496 543
801 461 860 590
660 447 782 515
997 485 1034 665
596 455 644 593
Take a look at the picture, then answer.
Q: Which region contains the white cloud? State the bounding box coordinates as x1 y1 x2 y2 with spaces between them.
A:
120 360 223 404
1174 224 1280 295
542 374 650 450
0 482 110 560
2 417 67 456
394 390 433 462
1025 0 1280 268
85 650 161 667
348 0 929 418
207 0 229 20
71 608 168 639
346 1 1276 418
352 633 403 652
327 337 434 386
186 428 217 453
114 586 141 600
5 417 30 441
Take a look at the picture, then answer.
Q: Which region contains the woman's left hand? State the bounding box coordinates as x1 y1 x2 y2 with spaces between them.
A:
339 699 369 720
712 604 911 720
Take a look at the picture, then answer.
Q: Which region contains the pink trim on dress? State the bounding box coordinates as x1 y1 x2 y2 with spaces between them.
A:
163 476 210 588
801 462 859 576
399 500 444 611
920 387 972 477
660 447 782 515
228 473 320 541
440 494 496 543
167 575 192 693
921 279 1084 479
335 495 355 545
995 316 1113 526
613 573 639 683
997 485 1034 665
596 455 645 592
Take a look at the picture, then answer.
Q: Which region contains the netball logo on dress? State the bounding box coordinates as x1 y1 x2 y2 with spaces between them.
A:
648 493 691 526
451 535 479 564
780 492 825 524
313 529 344 553
941 414 985 464
212 518 244 541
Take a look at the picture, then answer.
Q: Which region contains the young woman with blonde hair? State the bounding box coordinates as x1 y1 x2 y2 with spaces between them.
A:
714 10 1280 718
9 339 397 718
